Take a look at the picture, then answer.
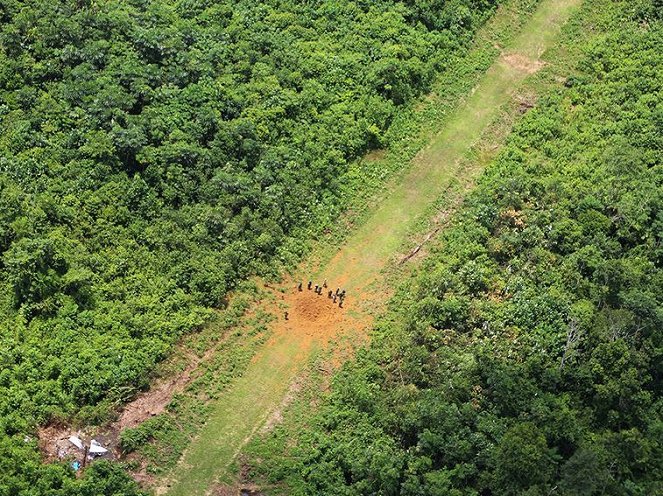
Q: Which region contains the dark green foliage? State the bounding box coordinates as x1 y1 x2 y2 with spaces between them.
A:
0 0 501 491
0 436 145 496
119 416 168 455
254 4 663 494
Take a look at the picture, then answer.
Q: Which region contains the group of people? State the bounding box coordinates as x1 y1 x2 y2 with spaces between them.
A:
305 280 346 304
282 280 346 320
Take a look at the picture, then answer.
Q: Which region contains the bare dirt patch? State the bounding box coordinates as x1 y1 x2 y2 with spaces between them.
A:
501 52 546 74
118 359 197 429
261 279 371 354
38 424 118 468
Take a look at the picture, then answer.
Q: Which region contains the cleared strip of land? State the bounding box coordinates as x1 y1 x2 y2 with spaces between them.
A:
160 1 581 494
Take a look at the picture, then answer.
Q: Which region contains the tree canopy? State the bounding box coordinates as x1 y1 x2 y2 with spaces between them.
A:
0 0 501 492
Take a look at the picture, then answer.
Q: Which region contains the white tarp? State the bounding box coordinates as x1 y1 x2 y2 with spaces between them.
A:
89 439 108 455
68 436 84 451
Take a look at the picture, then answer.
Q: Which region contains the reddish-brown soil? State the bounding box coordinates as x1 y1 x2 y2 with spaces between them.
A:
249 279 374 375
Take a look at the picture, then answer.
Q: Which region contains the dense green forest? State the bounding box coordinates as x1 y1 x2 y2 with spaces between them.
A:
0 0 503 493
247 2 663 494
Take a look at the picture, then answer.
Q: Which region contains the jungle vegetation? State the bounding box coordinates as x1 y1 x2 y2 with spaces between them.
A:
0 0 502 493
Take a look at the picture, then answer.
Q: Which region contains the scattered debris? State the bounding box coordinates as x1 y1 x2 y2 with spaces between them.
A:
68 436 84 451
89 439 109 456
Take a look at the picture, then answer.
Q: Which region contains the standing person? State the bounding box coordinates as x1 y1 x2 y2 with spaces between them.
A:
307 281 312 290
314 285 319 293
298 282 303 291
335 288 340 296
284 311 289 320
323 279 327 288
328 290 333 298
